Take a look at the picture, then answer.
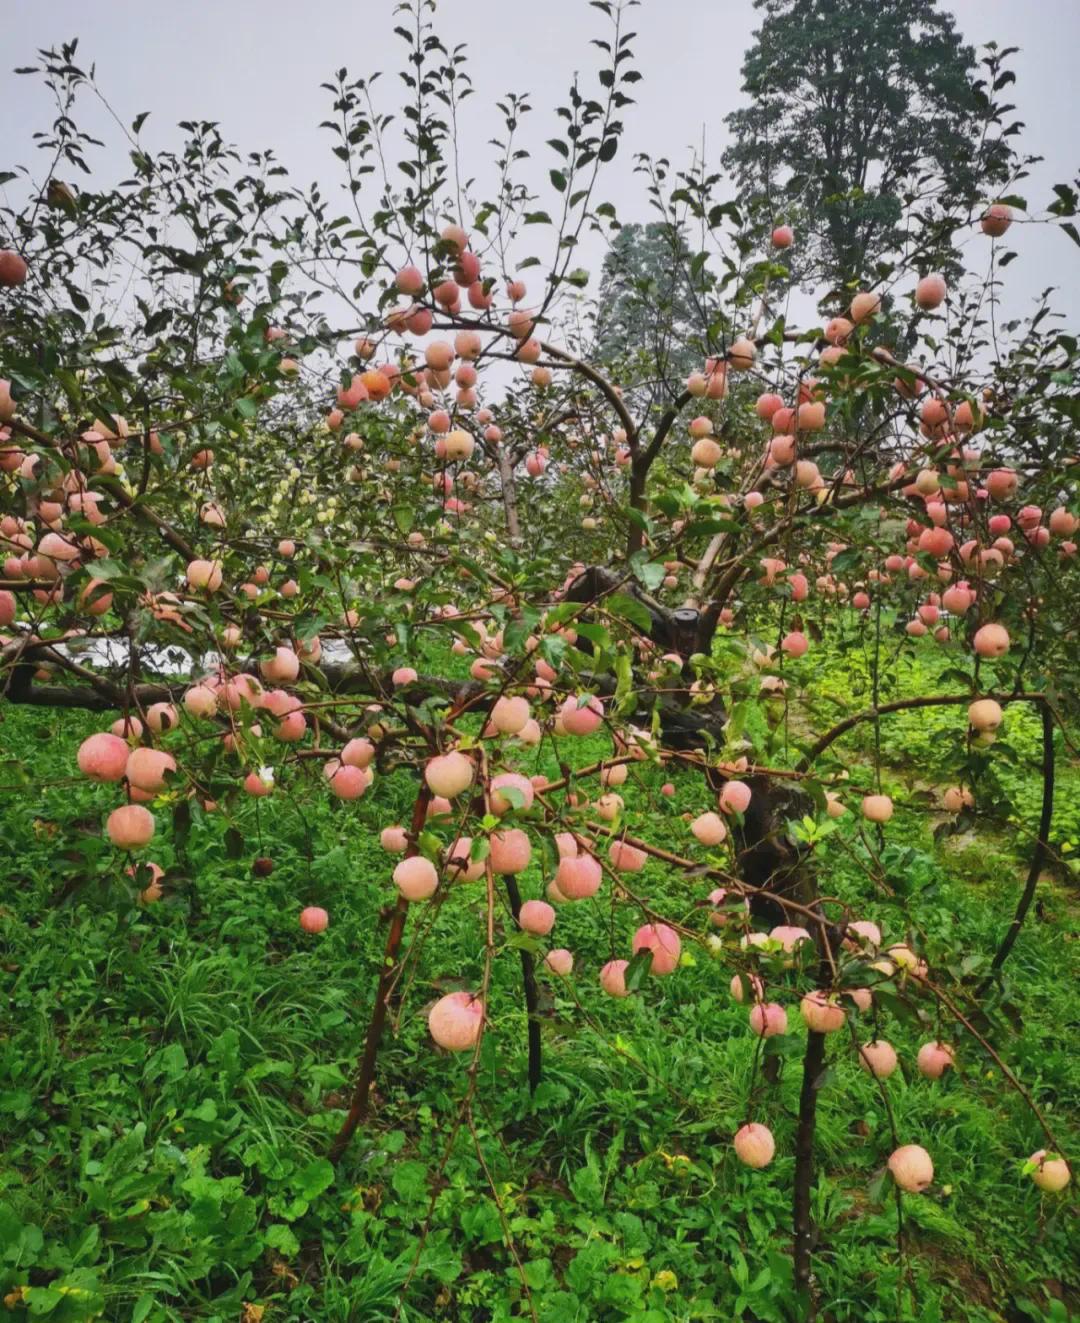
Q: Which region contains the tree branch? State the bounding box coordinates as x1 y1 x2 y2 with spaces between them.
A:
6 416 197 562
988 700 1055 975
798 692 1045 771
329 783 433 1163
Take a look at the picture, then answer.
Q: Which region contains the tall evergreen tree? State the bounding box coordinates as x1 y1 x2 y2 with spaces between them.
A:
591 222 701 383
723 0 1013 292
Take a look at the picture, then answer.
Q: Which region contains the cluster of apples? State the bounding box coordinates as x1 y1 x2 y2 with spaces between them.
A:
727 916 1067 1194
310 225 572 514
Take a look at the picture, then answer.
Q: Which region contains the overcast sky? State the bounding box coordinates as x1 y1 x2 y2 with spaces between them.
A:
5 0 1079 332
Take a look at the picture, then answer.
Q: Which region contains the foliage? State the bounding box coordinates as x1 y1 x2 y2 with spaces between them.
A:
723 0 1018 289
0 3 1078 1320
1 641 1077 1321
591 222 701 381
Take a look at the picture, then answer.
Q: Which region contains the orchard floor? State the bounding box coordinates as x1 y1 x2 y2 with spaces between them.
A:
1 638 1078 1323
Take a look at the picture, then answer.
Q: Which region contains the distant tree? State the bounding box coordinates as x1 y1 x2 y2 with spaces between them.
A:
591 221 701 384
723 0 1016 292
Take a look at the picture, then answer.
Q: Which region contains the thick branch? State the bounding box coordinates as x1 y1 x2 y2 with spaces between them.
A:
320 658 486 706
1 634 185 710
703 470 914 606
495 447 522 544
432 314 638 445
793 1027 826 1312
538 339 638 445
329 783 433 1162
503 873 542 1093
640 388 692 469
989 701 1055 974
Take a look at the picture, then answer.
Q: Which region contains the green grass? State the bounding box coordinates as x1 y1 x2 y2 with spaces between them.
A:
1 636 1077 1322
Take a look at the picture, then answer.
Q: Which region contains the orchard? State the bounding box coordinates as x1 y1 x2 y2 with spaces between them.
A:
1 3 1079 1321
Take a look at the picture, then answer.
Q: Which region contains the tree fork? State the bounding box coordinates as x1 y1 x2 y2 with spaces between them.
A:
328 783 432 1163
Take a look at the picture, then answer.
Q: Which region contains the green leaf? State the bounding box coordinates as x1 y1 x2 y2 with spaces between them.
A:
630 552 664 592
506 930 543 954
573 621 611 650
614 650 635 715
607 593 652 633
390 1160 429 1202
682 517 740 537
829 548 862 576
25 1286 64 1315
264 1224 300 1257
623 948 652 992
293 1157 335 1201
495 783 526 810
1060 221 1080 250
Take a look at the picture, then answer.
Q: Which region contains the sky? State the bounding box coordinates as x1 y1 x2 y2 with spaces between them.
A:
5 0 1080 333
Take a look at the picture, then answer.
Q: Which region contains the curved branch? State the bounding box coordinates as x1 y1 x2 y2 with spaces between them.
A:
924 973 1071 1164
538 339 638 444
702 469 915 608
798 692 1046 771
640 388 692 469
432 314 638 445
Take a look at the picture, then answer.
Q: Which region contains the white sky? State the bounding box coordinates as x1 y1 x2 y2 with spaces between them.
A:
5 0 1079 332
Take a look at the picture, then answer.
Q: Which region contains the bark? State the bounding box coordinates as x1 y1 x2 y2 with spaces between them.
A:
564 564 708 657
319 658 484 705
722 771 815 927
503 873 543 1093
989 701 1055 974
0 637 485 716
328 785 432 1163
496 448 522 545
627 460 648 556
793 1026 827 1314
3 650 181 712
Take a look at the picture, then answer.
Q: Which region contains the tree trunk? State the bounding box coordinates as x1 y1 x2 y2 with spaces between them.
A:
328 785 432 1163
627 459 647 556
990 701 1055 974
793 1026 827 1316
503 873 543 1093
